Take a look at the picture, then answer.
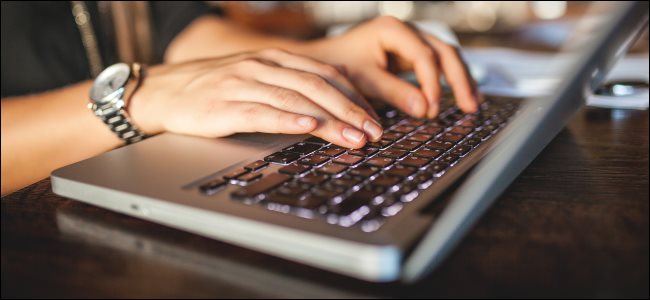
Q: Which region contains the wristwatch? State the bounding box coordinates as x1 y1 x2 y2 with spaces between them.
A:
89 62 146 144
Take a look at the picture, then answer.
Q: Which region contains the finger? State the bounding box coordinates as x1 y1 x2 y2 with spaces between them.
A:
240 60 383 142
256 48 381 121
421 33 479 113
356 68 428 118
213 78 368 148
373 17 442 117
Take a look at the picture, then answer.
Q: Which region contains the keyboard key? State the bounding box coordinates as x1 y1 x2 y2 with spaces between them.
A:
303 136 329 145
299 173 329 185
244 160 269 171
426 162 449 175
451 145 472 156
449 126 473 135
406 134 432 143
316 162 347 175
299 154 330 166
331 188 381 216
379 147 409 159
475 129 491 140
223 169 249 180
369 175 401 189
333 154 364 165
413 147 442 159
401 119 426 127
384 164 417 178
393 140 422 151
367 139 393 149
413 173 433 186
311 184 346 200
276 183 309 196
236 172 263 183
419 125 443 136
283 142 321 154
349 164 380 178
426 140 454 151
392 125 416 134
330 175 362 189
439 153 460 164
199 179 226 195
232 173 291 199
382 131 404 142
439 132 464 143
463 137 481 147
348 147 379 157
264 152 301 164
400 155 432 168
278 163 311 175
365 156 395 168
316 145 346 157
267 194 326 210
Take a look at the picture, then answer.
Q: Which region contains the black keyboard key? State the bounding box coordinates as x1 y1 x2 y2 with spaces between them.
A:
267 194 326 210
330 175 363 189
451 145 472 156
264 152 301 164
348 147 379 157
401 119 426 127
407 134 432 143
426 162 449 175
299 173 329 185
333 154 363 165
365 156 394 168
369 175 401 189
426 140 454 151
332 188 381 216
439 132 464 143
400 155 432 168
244 160 269 171
278 163 311 175
413 147 442 159
475 129 491 140
276 184 309 196
439 153 460 164
419 125 443 136
379 147 409 159
299 154 330 166
393 140 421 151
392 125 416 134
382 131 404 142
311 185 346 200
458 118 480 128
315 162 347 175
199 179 226 195
316 145 346 157
463 137 481 147
367 139 393 149
449 126 473 135
303 136 329 145
349 164 380 178
413 172 433 186
384 164 417 178
283 142 321 154
236 172 263 183
224 169 249 180
232 173 291 199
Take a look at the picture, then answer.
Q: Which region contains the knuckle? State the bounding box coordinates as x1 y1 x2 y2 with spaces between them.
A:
301 73 327 91
237 57 266 70
270 87 301 109
319 64 340 79
419 47 435 61
260 47 287 56
217 74 244 86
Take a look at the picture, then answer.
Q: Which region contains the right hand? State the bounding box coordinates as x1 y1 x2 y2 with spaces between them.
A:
128 48 384 149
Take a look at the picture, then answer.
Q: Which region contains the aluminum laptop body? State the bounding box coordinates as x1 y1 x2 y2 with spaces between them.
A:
51 2 648 282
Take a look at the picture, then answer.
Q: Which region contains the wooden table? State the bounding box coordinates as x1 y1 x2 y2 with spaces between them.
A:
2 107 648 298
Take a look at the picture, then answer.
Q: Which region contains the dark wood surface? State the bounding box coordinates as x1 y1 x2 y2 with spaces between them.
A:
2 107 648 298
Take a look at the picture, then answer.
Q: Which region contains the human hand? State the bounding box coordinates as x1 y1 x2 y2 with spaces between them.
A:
301 16 481 118
129 49 383 148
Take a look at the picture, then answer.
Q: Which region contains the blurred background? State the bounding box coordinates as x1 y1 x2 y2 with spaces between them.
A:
211 1 648 52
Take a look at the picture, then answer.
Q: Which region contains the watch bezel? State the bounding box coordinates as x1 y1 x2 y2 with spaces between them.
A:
90 63 131 104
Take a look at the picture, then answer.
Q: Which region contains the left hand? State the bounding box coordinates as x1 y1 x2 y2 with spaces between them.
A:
301 16 481 118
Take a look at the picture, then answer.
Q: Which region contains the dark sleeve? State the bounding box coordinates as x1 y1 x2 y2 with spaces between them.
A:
149 1 221 62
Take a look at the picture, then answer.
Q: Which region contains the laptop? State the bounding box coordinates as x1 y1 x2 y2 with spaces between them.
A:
51 2 648 283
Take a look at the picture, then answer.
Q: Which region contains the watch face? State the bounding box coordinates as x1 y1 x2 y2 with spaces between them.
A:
90 63 131 103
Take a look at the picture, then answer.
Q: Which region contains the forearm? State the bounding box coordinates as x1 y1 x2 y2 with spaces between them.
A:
1 81 122 195
164 15 305 63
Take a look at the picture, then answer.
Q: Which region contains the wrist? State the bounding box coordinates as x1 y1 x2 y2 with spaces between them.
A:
127 64 165 136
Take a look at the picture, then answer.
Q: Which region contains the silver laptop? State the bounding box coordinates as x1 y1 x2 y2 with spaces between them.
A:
51 2 648 283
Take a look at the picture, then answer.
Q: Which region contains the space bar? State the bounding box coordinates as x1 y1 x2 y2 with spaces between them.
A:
231 173 291 199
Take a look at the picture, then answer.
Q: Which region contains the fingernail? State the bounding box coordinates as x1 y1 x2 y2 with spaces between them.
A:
363 120 383 141
427 101 439 118
297 116 316 128
408 94 425 117
342 127 365 144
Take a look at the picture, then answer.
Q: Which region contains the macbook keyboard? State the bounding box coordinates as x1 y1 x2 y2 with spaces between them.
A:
198 97 519 232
